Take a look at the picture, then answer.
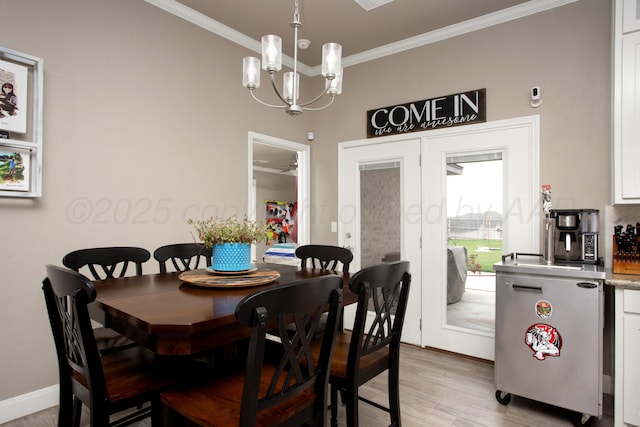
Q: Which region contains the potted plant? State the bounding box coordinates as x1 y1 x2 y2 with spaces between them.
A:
188 215 268 272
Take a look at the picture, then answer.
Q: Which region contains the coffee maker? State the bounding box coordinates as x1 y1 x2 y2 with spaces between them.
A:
550 209 599 264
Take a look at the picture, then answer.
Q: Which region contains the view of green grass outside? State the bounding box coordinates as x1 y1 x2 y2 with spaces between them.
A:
449 239 502 273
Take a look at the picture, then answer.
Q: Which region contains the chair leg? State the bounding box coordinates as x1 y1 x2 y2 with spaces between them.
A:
330 384 339 427
71 397 82 427
344 386 359 427
56 388 74 427
151 397 163 426
89 408 110 427
388 362 402 427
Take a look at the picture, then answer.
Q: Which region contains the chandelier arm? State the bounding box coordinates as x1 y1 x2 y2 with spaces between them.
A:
269 73 291 106
249 90 287 109
297 84 334 108
300 95 336 111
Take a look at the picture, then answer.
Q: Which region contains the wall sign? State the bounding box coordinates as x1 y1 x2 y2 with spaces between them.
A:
367 88 486 138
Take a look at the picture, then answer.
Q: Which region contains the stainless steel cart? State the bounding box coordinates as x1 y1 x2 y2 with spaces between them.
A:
494 253 605 425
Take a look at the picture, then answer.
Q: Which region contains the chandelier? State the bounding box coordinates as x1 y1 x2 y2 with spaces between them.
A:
242 0 343 117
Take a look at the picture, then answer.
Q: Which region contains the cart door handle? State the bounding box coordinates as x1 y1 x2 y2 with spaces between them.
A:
512 284 543 292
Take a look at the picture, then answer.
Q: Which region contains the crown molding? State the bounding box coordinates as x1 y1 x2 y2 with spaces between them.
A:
144 0 310 74
146 0 577 77
337 0 579 71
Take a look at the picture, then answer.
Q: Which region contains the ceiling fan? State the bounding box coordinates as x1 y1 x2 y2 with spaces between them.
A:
281 154 298 173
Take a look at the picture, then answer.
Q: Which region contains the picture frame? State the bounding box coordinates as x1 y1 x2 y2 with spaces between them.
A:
0 46 43 198
0 58 28 134
0 146 30 191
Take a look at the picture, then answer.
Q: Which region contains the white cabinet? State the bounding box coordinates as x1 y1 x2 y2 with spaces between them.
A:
614 0 640 203
616 32 640 202
615 288 640 426
624 0 640 34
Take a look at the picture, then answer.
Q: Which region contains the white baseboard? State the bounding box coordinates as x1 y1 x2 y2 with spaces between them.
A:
0 385 58 424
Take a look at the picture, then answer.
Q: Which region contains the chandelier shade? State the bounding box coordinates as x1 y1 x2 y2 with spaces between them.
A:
261 35 282 72
321 43 341 78
242 0 343 117
242 57 260 90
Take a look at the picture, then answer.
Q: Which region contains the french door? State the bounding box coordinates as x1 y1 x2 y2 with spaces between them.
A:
422 117 540 359
338 138 422 346
338 116 539 358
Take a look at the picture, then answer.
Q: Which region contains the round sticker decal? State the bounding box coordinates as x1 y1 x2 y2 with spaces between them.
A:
536 300 552 319
525 323 562 360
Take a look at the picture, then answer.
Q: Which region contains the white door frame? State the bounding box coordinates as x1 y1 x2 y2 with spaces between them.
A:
422 115 540 360
337 115 539 359
247 132 310 246
338 136 423 346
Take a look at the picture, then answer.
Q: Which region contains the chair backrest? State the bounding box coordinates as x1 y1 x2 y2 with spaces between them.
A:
348 261 411 371
235 275 343 426
62 246 151 280
295 244 353 272
42 265 108 409
153 243 212 273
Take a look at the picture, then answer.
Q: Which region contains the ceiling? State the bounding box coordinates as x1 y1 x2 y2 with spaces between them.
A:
253 144 298 175
149 0 574 74
145 0 575 170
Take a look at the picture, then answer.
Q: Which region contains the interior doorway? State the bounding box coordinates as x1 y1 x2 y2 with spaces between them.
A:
248 132 310 261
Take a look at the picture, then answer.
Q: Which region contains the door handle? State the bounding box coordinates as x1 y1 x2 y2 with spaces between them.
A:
512 284 543 292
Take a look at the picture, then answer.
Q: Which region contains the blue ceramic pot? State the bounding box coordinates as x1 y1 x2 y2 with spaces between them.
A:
212 242 252 271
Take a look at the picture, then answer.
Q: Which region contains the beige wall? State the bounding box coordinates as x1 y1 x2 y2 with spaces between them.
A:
0 0 311 400
0 0 613 406
310 0 612 242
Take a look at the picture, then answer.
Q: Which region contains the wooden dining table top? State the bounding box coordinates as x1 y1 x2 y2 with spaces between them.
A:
89 263 355 356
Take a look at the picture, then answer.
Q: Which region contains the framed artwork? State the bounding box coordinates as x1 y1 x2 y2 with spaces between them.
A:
0 59 28 134
265 200 295 243
0 46 43 198
0 146 30 191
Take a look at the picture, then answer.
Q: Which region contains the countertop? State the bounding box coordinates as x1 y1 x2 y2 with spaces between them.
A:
605 269 640 289
494 258 606 280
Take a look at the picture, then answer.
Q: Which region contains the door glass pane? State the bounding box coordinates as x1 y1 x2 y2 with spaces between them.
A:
446 153 502 333
360 162 401 314
359 162 401 269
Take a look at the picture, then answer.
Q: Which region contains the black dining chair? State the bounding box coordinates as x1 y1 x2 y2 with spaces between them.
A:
319 260 411 427
62 246 151 356
295 244 353 273
161 274 344 427
296 244 353 333
42 264 204 427
62 246 151 280
153 243 212 273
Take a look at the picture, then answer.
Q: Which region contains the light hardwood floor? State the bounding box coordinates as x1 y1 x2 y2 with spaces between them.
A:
1 344 613 427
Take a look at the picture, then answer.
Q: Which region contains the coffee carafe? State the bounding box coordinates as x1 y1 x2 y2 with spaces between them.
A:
551 209 582 262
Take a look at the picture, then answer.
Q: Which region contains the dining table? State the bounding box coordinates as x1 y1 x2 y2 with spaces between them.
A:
89 263 355 356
